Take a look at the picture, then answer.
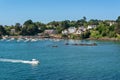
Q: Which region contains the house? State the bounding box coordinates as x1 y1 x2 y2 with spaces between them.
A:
11 29 16 34
37 33 43 36
87 25 96 29
44 30 57 34
62 29 69 35
78 26 86 32
68 27 76 34
75 27 86 34
75 29 83 34
107 21 116 26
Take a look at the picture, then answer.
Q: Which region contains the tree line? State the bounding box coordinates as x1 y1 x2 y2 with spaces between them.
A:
0 16 120 39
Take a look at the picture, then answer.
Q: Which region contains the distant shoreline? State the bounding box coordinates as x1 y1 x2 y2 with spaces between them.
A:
1 36 120 42
87 37 120 41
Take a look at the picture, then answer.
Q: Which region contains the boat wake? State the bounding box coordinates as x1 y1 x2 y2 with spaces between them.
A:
0 58 39 65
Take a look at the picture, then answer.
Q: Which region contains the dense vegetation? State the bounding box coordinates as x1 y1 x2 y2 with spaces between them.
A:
0 16 120 40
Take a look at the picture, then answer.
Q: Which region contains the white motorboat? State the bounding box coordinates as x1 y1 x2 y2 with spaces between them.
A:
0 58 40 65
29 59 39 64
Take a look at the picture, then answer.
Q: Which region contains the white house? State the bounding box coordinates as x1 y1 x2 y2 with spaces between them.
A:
78 26 86 31
62 29 68 35
68 27 76 34
75 27 86 34
87 25 96 29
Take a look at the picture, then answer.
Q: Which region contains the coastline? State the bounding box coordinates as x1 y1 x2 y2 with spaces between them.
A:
1 35 120 42
87 37 120 42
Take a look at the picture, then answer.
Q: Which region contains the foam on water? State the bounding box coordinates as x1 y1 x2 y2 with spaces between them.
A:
0 58 39 65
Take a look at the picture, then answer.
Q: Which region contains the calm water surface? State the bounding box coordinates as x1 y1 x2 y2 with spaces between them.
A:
0 39 120 80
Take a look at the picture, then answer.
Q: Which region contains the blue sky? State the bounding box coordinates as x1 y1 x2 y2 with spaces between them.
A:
0 0 120 25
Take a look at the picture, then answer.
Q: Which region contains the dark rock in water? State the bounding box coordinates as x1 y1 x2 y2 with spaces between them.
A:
80 43 97 46
52 45 58 47
93 43 97 46
72 43 79 46
65 43 69 45
72 43 97 46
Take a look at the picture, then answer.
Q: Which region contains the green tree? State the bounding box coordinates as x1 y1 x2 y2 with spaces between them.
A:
27 24 38 35
115 23 120 34
90 31 102 38
21 27 27 35
80 31 90 39
83 16 87 21
76 17 87 27
108 31 116 38
34 22 46 32
116 16 120 22
88 19 99 25
76 20 84 27
116 16 120 34
21 24 39 35
23 19 33 26
0 25 6 35
4 25 12 35
47 21 60 27
15 23 21 32
69 21 76 27
21 20 39 35
56 26 63 33
61 20 70 29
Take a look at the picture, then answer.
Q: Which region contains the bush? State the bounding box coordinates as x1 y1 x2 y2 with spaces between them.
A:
108 32 117 38
90 31 102 39
62 34 68 39
69 34 78 39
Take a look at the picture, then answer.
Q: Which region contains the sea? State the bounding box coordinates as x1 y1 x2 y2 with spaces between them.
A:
0 39 120 80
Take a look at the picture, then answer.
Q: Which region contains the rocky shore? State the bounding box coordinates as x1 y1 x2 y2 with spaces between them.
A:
87 37 120 41
1 35 120 42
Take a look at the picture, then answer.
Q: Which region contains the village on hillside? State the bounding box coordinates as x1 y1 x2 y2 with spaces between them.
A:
0 17 120 41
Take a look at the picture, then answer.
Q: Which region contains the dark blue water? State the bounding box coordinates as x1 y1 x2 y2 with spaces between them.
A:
0 39 120 80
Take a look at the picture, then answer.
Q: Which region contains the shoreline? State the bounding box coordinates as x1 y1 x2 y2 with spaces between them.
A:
1 36 120 42
87 37 120 42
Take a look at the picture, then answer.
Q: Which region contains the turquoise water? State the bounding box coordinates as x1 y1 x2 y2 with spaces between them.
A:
0 39 120 80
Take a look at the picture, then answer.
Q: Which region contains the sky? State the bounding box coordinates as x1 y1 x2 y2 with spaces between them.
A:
0 0 120 25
